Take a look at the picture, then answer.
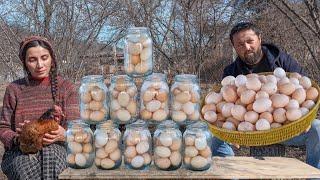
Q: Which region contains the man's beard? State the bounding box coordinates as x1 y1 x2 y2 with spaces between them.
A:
242 47 263 66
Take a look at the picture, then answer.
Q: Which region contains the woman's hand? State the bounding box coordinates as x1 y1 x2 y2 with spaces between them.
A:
16 120 30 135
43 125 66 145
53 104 65 122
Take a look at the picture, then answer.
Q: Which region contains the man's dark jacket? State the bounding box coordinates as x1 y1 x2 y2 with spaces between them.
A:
223 43 305 78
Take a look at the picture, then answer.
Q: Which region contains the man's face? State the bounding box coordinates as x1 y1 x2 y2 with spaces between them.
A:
232 29 263 65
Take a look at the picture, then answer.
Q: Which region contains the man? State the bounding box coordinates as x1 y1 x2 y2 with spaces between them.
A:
212 22 320 169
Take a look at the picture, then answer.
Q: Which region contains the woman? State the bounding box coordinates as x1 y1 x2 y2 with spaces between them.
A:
0 36 79 179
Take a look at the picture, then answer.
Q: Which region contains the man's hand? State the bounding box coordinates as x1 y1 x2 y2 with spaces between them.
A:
43 125 66 145
304 125 311 133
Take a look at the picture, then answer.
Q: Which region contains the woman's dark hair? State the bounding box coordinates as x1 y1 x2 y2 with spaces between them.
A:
20 40 58 104
229 22 261 44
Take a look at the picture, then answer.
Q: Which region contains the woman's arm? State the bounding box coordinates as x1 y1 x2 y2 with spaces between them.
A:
0 85 19 149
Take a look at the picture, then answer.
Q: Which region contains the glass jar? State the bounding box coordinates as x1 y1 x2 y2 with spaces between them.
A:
140 73 169 124
79 75 109 124
124 27 153 77
170 74 201 125
66 120 95 169
123 120 152 170
183 121 212 171
153 120 182 170
109 75 138 125
94 121 122 170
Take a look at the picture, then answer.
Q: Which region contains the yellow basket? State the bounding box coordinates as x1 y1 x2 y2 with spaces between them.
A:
208 76 320 146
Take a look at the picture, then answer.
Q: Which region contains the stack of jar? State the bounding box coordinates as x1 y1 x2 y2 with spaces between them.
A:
94 121 122 170
79 75 109 124
109 75 138 124
68 25 214 172
66 120 95 169
123 120 152 169
170 74 201 125
140 73 169 124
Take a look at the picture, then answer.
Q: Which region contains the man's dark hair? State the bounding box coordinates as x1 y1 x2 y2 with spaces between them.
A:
229 22 261 44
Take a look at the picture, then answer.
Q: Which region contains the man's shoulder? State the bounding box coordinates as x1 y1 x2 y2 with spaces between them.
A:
223 61 237 77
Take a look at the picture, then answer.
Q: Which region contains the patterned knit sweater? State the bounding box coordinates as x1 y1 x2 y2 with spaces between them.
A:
0 76 80 150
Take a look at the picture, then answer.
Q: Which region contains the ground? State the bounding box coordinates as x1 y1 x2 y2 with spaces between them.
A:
0 83 307 179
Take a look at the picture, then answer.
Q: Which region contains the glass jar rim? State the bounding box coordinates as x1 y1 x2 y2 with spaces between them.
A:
157 120 178 129
96 120 118 129
111 74 133 83
126 119 147 129
67 119 89 128
145 73 167 82
186 121 208 130
81 75 104 83
174 74 198 82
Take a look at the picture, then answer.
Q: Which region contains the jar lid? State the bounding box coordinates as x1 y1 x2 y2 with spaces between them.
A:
67 119 89 129
97 120 117 129
157 120 178 129
81 75 105 83
126 119 147 129
174 74 198 83
186 121 208 130
145 73 167 82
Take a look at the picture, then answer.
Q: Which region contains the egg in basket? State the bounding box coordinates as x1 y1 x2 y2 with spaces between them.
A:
202 68 320 146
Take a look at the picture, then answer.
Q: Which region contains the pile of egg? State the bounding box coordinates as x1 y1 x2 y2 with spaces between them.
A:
110 77 138 124
124 131 152 169
94 129 122 169
125 34 153 75
140 82 169 122
183 133 212 170
154 131 182 170
67 127 95 168
171 83 201 123
80 85 108 122
202 68 319 131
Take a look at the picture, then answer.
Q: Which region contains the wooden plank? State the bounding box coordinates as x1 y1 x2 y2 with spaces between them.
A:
59 157 320 179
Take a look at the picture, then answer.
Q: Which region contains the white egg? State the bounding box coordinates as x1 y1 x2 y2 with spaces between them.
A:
195 137 207 151
140 47 152 61
146 100 162 112
235 74 247 87
131 155 144 168
255 119 271 131
75 153 87 167
95 132 108 147
159 133 173 146
68 142 83 154
155 146 171 158
221 76 235 86
136 141 150 154
182 102 195 115
273 67 286 78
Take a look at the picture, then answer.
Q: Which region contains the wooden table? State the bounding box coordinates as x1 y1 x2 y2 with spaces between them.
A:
59 157 320 179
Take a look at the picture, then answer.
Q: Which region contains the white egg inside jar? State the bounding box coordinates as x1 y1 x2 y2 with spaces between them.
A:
79 75 109 125
66 120 94 169
124 27 153 77
123 120 152 170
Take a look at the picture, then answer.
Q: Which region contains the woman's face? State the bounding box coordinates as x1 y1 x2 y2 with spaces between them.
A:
25 46 52 79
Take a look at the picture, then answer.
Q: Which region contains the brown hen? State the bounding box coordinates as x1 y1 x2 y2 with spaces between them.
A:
19 119 59 154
